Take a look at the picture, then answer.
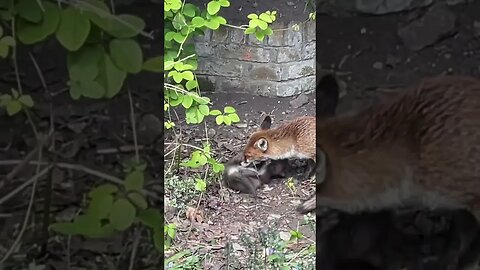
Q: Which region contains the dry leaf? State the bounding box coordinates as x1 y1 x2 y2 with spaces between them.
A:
186 206 204 223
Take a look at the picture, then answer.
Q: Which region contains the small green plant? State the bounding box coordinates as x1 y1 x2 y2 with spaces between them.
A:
165 250 202 270
164 223 177 250
181 143 224 173
0 24 15 58
245 11 277 41
210 105 240 126
50 159 162 251
0 89 34 116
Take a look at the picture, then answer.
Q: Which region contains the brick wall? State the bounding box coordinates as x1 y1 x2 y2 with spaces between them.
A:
193 20 316 97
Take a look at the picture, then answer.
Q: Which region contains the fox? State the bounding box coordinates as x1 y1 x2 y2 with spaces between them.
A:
245 73 480 222
318 208 480 270
243 74 339 212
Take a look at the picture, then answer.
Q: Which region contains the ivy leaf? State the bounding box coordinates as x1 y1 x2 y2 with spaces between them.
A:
247 14 258 19
172 13 187 30
142 56 164 72
255 31 265 41
212 163 225 173
195 179 206 192
69 81 82 100
109 198 136 231
207 1 221 15
16 2 60 45
17 0 42 23
224 115 232 125
0 36 16 47
182 95 193 109
245 27 256 35
0 44 9 58
109 39 143 73
128 192 148 210
125 170 144 191
205 20 220 30
6 100 22 115
96 53 126 98
138 208 162 230
56 7 91 51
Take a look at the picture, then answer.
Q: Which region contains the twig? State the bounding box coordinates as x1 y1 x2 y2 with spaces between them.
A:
0 160 160 200
96 145 145 155
6 145 40 181
128 228 141 270
0 145 45 264
0 164 53 205
127 89 139 163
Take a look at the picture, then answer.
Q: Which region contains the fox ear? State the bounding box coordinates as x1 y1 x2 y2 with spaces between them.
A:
260 115 272 130
317 73 339 117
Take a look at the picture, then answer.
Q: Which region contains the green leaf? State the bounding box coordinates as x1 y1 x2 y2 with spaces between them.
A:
182 71 194 81
224 115 232 125
182 95 193 108
142 56 164 72
186 80 198 90
245 27 256 35
67 45 102 81
109 198 136 231
264 27 273 35
102 14 145 38
0 44 9 58
86 194 114 219
183 3 197 17
125 170 144 191
212 163 224 173
17 0 42 23
259 13 273 23
18 94 34 107
89 183 119 199
198 104 209 115
228 113 240 123
56 7 91 51
224 106 236 113
215 115 224 125
96 53 126 98
75 80 105 99
257 19 268 30
69 81 82 100
247 14 258 19
173 32 185 43
109 39 143 73
138 208 162 230
209 109 221 116
154 228 162 251
195 179 206 192
219 0 230 7
249 18 258 28
16 2 60 44
128 192 148 210
207 1 221 15
172 13 187 30
255 31 265 41
205 20 220 30
211 16 227 25
50 222 79 235
11 89 19 99
6 100 22 115
0 36 16 47
191 17 205 27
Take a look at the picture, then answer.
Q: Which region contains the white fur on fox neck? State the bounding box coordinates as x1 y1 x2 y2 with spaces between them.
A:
266 145 311 160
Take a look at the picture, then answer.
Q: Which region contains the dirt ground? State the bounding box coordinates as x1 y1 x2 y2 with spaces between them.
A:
0 3 162 270
164 1 480 269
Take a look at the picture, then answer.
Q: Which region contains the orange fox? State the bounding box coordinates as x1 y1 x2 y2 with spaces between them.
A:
244 74 480 221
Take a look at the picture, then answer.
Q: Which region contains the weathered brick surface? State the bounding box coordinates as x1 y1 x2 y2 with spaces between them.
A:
194 19 316 97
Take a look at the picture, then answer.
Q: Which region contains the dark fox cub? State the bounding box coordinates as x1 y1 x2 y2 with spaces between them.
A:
222 152 315 197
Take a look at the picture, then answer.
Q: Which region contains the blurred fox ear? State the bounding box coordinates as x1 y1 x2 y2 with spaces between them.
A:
317 74 339 117
260 115 272 130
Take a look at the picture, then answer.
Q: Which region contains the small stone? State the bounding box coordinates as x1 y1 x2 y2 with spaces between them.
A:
385 55 401 67
289 94 309 108
360 27 367 34
444 53 451 59
207 128 216 137
447 67 453 73
373 62 384 70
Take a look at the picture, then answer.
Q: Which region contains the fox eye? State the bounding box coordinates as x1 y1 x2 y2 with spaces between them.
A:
256 138 268 152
